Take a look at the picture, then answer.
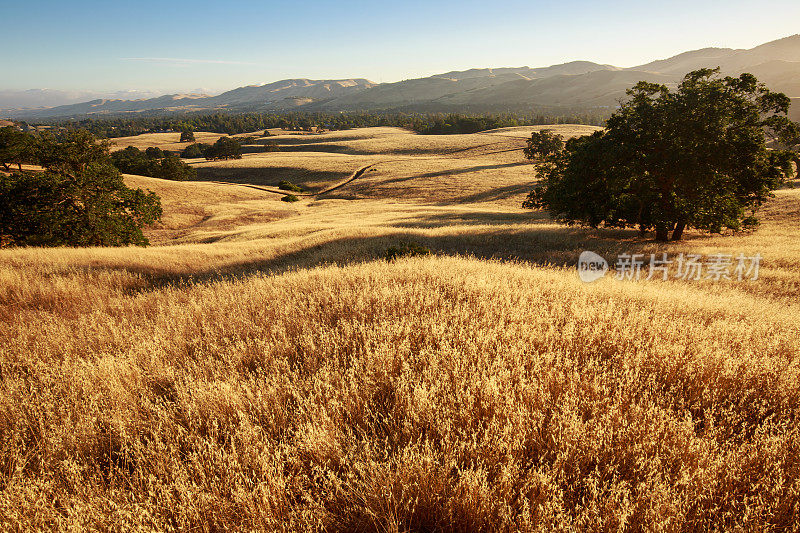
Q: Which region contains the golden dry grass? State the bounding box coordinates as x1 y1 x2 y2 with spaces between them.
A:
1 126 799 530
108 130 270 152
179 126 563 206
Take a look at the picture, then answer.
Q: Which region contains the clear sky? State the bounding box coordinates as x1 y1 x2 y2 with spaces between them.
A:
2 0 799 94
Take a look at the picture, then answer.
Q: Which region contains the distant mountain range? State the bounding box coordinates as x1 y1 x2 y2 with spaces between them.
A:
0 89 170 111
4 35 800 121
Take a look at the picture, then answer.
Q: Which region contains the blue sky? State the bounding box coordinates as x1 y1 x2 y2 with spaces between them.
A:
2 0 799 93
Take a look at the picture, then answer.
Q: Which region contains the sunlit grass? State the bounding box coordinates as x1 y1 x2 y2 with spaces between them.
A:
0 127 798 530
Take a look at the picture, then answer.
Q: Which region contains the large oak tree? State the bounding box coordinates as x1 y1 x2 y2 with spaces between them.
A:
524 69 800 241
0 131 162 247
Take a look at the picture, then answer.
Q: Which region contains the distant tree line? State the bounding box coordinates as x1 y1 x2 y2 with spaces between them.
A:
37 110 610 138
409 114 606 135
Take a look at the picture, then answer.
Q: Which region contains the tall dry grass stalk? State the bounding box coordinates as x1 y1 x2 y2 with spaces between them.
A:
0 255 798 530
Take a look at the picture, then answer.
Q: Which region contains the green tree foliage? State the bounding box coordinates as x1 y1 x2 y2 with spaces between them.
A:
523 130 565 160
36 130 111 174
414 115 507 135
179 130 195 142
153 155 197 182
278 180 304 192
204 136 242 161
524 69 800 241
0 126 35 171
111 146 196 181
45 111 609 139
145 146 165 159
0 131 162 247
180 143 210 158
384 241 432 261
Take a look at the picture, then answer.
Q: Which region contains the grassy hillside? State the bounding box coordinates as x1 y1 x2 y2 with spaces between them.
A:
1 126 798 530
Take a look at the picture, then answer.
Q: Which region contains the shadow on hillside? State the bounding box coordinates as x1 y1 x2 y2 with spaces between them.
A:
216 226 648 275
322 165 535 202
372 162 530 187
195 166 347 190
447 183 537 204
237 146 264 155
275 144 363 154
263 135 520 157
373 144 521 157
266 131 406 144
272 144 519 157
63 224 667 296
388 210 549 228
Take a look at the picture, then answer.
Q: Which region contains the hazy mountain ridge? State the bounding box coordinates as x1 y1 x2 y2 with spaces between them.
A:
0 89 169 111
5 35 800 119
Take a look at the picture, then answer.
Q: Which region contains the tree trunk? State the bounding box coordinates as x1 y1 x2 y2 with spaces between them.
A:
655 226 669 242
672 221 686 241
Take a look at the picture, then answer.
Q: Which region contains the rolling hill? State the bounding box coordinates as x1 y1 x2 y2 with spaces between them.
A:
5 35 800 119
3 124 800 529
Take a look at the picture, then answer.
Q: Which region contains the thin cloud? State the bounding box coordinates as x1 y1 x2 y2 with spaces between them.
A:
121 57 256 66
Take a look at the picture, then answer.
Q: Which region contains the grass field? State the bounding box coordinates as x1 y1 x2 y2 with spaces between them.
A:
1 126 799 530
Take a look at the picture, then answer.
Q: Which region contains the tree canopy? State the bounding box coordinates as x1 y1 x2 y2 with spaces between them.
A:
204 136 242 161
524 69 800 241
0 131 162 247
180 143 210 159
523 130 564 160
111 146 197 181
0 126 35 171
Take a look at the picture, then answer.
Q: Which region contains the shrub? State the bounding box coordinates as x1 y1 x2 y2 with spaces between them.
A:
278 180 304 192
384 241 432 261
281 194 300 203
179 131 195 142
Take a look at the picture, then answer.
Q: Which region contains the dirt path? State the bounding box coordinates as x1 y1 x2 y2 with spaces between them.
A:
203 136 525 199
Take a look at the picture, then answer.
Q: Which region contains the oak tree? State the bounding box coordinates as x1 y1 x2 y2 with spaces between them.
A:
524 69 800 241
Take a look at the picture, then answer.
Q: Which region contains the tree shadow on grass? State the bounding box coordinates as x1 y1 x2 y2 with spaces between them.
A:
61 224 664 298
370 162 530 187
275 144 363 155
388 210 549 228
444 183 538 204
195 166 347 190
